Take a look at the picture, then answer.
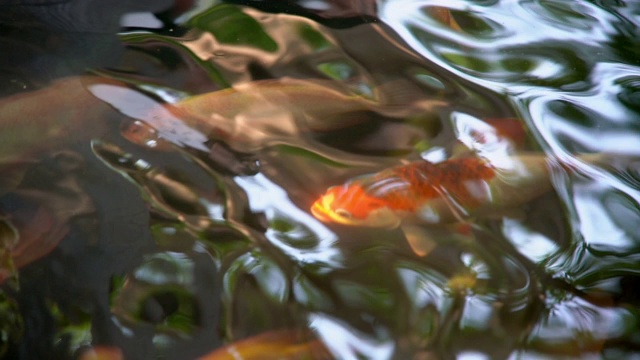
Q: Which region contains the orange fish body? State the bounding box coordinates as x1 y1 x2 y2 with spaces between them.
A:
198 329 331 360
311 154 554 228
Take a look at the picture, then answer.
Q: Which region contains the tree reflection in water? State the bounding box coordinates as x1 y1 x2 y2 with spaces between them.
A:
0 1 639 359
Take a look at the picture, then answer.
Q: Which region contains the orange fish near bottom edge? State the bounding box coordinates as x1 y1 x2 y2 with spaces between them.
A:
198 329 331 360
311 153 605 228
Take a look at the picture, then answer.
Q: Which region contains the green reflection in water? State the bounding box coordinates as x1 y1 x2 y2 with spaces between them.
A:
112 252 201 336
297 23 332 51
0 292 23 357
317 61 356 81
119 32 229 87
189 4 278 52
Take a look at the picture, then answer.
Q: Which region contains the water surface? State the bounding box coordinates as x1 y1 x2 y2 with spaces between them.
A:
1 0 639 359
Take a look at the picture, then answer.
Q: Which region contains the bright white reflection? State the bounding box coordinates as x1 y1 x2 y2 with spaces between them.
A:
543 117 640 154
300 0 331 11
111 316 134 338
459 352 490 360
573 182 635 251
87 84 210 151
309 313 394 360
460 297 494 331
234 173 341 265
397 267 445 310
527 58 565 80
205 203 225 222
120 12 163 28
523 63 640 157
507 352 598 360
380 0 617 91
533 296 631 342
421 146 447 163
173 0 218 24
137 84 190 103
451 112 513 164
502 218 558 262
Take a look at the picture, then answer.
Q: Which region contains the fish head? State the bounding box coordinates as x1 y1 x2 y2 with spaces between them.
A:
311 182 401 228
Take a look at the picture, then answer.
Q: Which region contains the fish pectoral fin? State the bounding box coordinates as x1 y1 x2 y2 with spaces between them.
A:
381 220 402 230
401 225 438 257
401 223 476 257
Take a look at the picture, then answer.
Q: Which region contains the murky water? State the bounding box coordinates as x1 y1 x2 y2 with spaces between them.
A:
1 1 640 359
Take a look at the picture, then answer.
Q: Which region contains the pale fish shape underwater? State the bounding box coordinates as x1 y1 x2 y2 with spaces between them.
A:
88 76 446 153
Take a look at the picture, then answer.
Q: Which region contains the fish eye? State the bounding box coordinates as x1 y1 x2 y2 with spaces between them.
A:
334 208 352 219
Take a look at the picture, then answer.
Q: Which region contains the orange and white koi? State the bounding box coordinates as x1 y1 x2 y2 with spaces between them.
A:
311 153 565 228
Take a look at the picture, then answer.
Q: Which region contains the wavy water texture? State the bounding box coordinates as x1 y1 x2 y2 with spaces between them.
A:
1 1 640 359
383 0 640 357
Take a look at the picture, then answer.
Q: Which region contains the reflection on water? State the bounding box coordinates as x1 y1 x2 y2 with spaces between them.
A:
1 0 640 359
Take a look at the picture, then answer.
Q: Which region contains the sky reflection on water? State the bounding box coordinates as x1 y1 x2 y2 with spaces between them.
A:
1 0 640 359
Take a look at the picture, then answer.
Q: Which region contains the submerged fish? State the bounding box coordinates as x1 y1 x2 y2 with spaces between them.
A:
88 76 445 152
0 76 122 164
198 329 331 360
311 153 591 228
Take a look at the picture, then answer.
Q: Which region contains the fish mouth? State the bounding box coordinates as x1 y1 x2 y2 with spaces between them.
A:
310 196 334 223
311 193 400 228
311 192 352 225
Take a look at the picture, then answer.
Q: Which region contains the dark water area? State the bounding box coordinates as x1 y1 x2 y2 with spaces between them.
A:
1 1 640 359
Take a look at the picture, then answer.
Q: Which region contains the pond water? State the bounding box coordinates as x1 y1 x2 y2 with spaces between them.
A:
1 0 640 359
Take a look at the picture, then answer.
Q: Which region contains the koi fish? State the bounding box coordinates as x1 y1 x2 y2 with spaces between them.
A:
0 151 95 283
311 152 596 228
0 76 128 164
88 76 445 152
311 115 547 228
77 346 123 360
198 329 331 360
